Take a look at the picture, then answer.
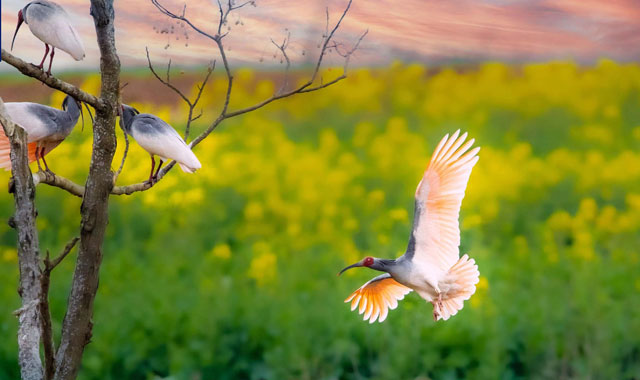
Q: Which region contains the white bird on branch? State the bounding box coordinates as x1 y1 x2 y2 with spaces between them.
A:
0 95 84 172
11 0 85 75
120 105 202 184
339 130 480 323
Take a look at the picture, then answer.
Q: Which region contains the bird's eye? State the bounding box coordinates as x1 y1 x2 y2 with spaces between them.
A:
364 257 374 266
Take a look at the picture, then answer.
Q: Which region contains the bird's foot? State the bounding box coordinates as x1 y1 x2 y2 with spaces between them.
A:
432 305 439 321
437 293 444 312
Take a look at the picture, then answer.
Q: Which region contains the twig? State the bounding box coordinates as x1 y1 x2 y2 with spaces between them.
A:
113 114 130 183
44 237 80 272
145 47 215 140
271 32 291 94
39 236 79 380
1 49 103 110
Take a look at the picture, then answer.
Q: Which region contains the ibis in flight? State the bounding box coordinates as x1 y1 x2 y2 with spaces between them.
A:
120 105 202 184
0 95 83 172
11 0 85 75
339 130 480 323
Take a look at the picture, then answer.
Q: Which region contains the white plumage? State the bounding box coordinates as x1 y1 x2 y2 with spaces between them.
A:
120 105 201 183
130 118 202 174
12 0 85 73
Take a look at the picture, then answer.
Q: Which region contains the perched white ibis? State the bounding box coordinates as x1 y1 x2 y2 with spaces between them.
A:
120 105 202 184
11 0 85 75
339 130 480 323
0 95 83 172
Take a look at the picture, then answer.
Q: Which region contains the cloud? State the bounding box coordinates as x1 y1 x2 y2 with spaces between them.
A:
1 0 639 71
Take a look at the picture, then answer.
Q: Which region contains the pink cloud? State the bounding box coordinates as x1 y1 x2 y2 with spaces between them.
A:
1 0 639 71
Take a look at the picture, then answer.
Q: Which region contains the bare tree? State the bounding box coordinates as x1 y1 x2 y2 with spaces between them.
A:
0 0 364 378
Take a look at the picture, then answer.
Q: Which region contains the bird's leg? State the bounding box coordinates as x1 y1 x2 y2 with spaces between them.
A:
146 156 155 185
41 149 52 174
432 302 439 321
46 47 55 76
152 160 164 183
35 146 43 172
38 44 50 70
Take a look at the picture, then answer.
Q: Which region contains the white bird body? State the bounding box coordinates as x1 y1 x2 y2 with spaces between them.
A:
11 0 85 74
0 96 81 171
121 105 201 182
128 114 201 173
24 1 85 61
341 130 480 323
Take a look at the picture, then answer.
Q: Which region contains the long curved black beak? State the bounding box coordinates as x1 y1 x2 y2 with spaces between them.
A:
11 11 24 51
338 262 362 276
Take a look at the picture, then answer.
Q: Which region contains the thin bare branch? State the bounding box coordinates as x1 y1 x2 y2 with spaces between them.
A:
1 49 103 110
145 48 215 141
146 47 190 104
112 117 130 184
45 237 81 272
151 0 218 41
271 32 291 94
40 236 79 380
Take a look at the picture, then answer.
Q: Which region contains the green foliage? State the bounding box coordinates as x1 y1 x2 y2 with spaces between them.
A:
1 61 640 379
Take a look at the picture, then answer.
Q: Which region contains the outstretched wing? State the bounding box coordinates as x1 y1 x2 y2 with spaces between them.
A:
405 130 479 276
345 273 412 323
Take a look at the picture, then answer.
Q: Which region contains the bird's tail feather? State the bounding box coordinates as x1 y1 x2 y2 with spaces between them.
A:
179 162 198 173
437 254 479 321
178 151 202 174
0 131 39 171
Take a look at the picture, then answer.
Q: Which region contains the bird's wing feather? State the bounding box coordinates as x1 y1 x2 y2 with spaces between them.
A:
345 273 412 323
404 130 479 276
130 115 201 171
4 103 60 142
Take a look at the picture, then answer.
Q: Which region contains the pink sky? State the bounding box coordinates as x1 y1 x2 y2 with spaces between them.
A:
1 0 640 71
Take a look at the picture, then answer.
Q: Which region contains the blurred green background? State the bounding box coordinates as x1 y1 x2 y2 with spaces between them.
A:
1 61 640 379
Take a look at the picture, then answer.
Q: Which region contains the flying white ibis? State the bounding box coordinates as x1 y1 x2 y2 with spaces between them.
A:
0 95 83 172
339 130 481 323
120 105 202 184
11 0 85 75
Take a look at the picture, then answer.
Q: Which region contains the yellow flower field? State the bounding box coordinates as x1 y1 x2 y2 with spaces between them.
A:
1 60 639 379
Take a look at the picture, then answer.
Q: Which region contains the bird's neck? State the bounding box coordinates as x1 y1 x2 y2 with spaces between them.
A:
371 258 397 273
65 101 81 122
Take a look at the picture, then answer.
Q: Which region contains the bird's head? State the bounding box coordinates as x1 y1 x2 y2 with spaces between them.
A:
62 95 81 112
119 104 139 133
338 256 375 276
11 9 25 51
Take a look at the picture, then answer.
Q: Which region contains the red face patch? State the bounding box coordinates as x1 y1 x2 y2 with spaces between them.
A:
363 257 374 266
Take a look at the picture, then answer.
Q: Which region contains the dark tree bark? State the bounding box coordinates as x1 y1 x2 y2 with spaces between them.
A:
53 1 120 379
0 99 43 380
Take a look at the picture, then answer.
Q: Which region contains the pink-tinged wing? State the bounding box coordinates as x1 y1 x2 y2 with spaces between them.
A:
345 274 412 323
408 130 479 275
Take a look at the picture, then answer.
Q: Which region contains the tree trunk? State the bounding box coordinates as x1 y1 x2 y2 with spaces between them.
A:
53 1 120 379
0 99 44 380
